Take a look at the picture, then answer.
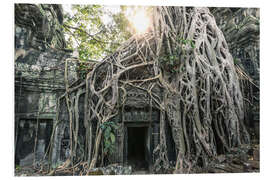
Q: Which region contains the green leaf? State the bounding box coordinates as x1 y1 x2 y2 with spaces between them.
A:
104 147 108 153
181 66 185 71
190 41 195 49
110 133 116 144
106 126 111 132
104 127 111 138
107 122 113 126
111 124 118 130
105 140 111 148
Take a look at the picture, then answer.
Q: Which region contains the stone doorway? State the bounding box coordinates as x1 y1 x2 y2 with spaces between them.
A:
126 126 150 171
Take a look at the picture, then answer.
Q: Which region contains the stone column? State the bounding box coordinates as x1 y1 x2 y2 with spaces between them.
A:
35 122 46 163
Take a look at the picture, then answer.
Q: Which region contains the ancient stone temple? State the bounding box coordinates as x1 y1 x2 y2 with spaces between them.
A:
14 4 78 166
14 4 260 174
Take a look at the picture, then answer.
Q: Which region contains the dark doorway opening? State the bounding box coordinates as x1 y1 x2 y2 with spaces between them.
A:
127 127 149 170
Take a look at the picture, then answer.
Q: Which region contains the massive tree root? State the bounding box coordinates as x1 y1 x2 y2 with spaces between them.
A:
51 6 250 173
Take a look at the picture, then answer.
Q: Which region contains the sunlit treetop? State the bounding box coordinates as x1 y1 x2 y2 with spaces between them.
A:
62 5 153 62
62 4 132 61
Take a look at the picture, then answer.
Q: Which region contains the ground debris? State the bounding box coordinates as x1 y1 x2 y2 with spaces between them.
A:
204 143 259 173
15 163 132 176
15 143 259 176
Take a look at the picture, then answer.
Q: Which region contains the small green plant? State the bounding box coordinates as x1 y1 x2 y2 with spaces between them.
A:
159 51 183 74
159 36 195 74
160 54 180 73
255 18 260 25
77 62 91 79
15 165 21 171
100 121 118 155
177 37 195 49
234 58 240 65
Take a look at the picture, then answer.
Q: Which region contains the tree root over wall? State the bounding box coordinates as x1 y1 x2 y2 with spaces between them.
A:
49 7 250 174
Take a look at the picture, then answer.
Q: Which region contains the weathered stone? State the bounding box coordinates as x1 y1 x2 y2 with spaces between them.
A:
216 155 226 163
88 164 132 175
87 168 104 175
14 4 77 167
15 4 66 50
253 148 259 161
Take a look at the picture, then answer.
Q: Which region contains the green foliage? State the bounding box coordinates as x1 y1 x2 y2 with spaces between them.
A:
160 54 181 74
63 5 131 62
159 37 195 73
177 37 195 49
255 17 260 25
100 121 118 155
77 62 91 79
234 58 241 65
15 165 21 171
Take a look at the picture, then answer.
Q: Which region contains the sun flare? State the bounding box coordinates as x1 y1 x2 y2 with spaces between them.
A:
125 7 150 34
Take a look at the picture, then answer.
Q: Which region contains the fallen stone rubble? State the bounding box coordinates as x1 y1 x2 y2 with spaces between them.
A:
204 143 259 173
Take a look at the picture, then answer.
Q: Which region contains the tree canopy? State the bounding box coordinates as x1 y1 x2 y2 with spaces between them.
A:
63 5 132 61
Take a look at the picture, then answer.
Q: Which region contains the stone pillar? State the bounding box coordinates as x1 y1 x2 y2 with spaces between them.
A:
35 122 46 163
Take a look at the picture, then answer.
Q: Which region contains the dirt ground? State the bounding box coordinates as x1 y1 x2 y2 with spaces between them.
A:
15 141 259 176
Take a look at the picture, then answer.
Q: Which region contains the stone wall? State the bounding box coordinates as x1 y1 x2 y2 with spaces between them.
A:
14 4 78 166
15 4 66 50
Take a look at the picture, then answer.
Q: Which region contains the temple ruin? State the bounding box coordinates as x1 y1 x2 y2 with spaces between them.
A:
14 4 260 174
